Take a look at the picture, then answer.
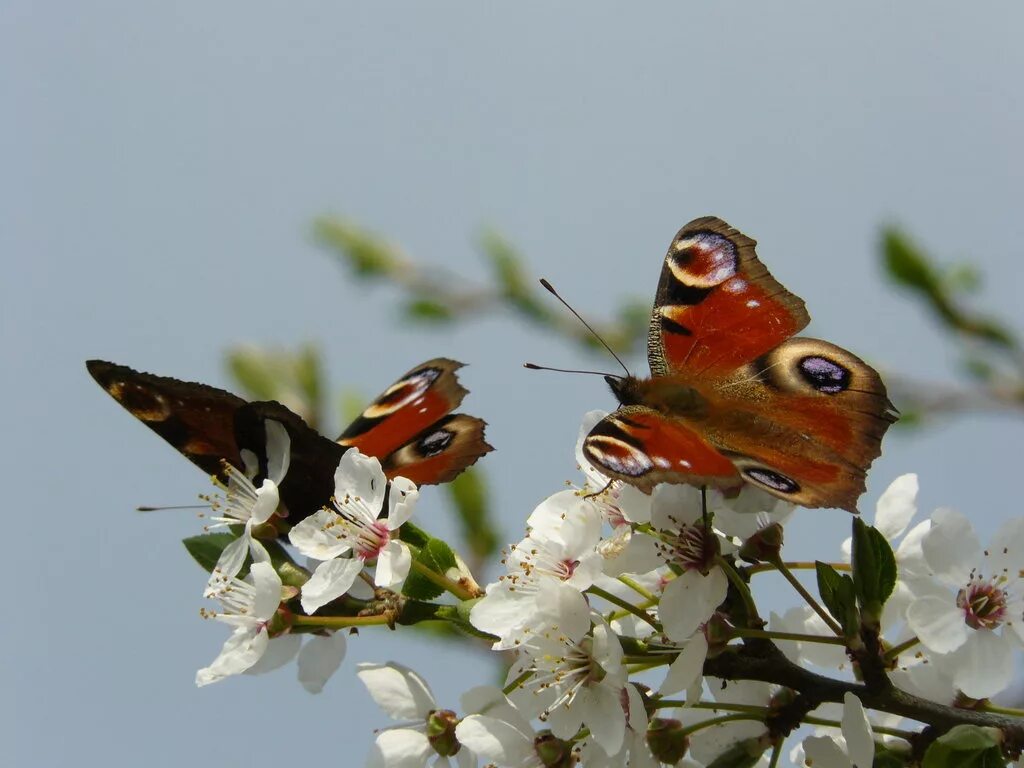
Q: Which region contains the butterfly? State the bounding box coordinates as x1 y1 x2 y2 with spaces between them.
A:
87 358 492 523
581 216 897 513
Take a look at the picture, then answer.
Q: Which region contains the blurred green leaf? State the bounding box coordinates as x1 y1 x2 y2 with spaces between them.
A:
226 344 325 429
403 298 456 323
446 468 498 560
882 227 942 294
314 217 401 277
922 725 1004 768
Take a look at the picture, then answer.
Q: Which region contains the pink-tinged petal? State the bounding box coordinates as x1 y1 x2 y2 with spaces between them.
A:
335 449 387 510
300 558 363 614
801 735 849 767
949 631 1014 699
289 509 352 560
660 568 728 642
195 626 269 686
246 633 301 676
874 474 918 540
357 662 437 720
367 729 432 768
297 632 347 694
249 562 284 619
841 693 875 768
264 419 291 483
907 595 969 654
375 541 411 589
659 634 708 696
385 477 419 530
456 715 535 764
923 508 979 584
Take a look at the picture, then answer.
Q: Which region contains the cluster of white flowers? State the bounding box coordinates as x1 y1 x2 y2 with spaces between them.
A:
190 412 1024 766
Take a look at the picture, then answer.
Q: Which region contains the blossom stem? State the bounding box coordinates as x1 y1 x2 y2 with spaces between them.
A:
802 714 915 740
716 555 762 625
747 560 850 575
587 585 661 631
981 703 1024 717
291 614 391 629
502 669 533 696
768 742 782 768
617 574 657 601
768 555 843 636
679 713 766 738
408 558 477 601
883 635 921 662
655 700 768 716
732 628 847 646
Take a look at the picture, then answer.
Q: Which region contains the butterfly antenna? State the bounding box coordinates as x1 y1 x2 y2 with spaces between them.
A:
136 503 210 512
539 278 631 377
523 362 622 379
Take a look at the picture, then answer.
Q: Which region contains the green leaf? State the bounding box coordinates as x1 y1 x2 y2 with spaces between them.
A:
815 561 859 637
446 468 498 560
403 298 455 323
402 537 459 601
704 739 767 768
183 533 237 573
922 725 1004 768
851 518 898 621
882 228 942 294
313 217 401 277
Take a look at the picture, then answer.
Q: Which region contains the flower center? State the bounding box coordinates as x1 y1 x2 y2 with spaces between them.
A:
664 523 718 573
957 579 1008 630
356 519 391 560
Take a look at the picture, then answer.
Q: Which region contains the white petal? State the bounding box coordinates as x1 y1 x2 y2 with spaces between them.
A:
841 693 875 768
651 484 704 529
986 517 1024 576
375 541 412 589
297 632 347 693
195 626 268 686
469 582 532 647
357 661 438 720
584 685 627 755
537 580 592 642
659 634 708 696
949 630 1015 699
288 509 352 560
207 535 250 593
335 449 387 510
251 480 280 525
245 633 301 676
660 568 728 642
874 474 918 540
300 558 363 614
249 562 284 620
456 715 535 764
922 508 979 584
386 477 420 530
906 595 968 654
264 419 291 483
368 729 432 768
801 735 850 768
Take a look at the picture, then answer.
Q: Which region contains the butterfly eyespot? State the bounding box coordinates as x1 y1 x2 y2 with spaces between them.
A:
667 232 738 289
418 428 454 457
743 467 801 495
797 356 851 394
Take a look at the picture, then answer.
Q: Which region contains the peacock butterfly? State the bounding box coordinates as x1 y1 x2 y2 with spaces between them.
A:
581 217 897 513
87 358 492 523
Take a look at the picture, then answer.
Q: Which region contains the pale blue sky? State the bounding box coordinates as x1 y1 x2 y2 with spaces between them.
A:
4 3 1023 766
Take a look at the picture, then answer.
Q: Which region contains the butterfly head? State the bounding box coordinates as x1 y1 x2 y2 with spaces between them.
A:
605 374 644 406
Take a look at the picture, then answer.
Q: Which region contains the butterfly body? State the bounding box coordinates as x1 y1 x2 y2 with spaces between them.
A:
88 358 492 523
583 217 897 513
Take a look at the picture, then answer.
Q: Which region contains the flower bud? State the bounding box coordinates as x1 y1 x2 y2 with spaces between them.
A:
534 731 576 768
646 717 688 764
426 709 461 757
738 522 784 563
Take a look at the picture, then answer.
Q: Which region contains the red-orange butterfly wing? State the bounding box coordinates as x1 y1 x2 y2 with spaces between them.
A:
337 358 492 484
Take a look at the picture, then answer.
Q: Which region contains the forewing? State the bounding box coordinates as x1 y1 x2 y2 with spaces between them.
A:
582 406 742 494
86 359 245 478
648 217 810 378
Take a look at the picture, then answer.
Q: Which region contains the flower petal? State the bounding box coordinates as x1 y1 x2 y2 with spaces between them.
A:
949 630 1014 699
357 661 438 719
660 568 728 642
195 625 269 686
906 595 968 654
297 632 347 694
289 509 352 560
375 541 412 590
300 557 363 614
874 474 918 540
367 729 432 768
456 715 535 764
335 449 386 510
659 634 708 696
386 476 419 530
841 693 875 768
264 419 291 483
922 508 979 585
